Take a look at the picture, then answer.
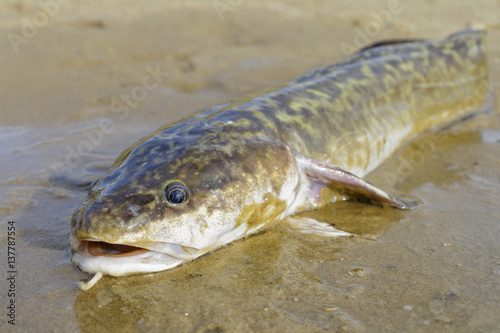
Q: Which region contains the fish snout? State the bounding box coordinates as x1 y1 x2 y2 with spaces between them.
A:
71 195 154 241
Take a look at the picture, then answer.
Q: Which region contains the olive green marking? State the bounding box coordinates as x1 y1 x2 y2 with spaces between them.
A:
72 30 488 245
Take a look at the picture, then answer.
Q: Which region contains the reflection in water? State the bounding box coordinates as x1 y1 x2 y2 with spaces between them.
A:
296 201 406 240
368 130 483 193
74 220 364 332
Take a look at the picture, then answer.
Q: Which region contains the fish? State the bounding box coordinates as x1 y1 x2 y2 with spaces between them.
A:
70 30 489 290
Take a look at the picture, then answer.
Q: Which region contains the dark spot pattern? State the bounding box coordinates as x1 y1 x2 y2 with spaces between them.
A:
71 30 488 243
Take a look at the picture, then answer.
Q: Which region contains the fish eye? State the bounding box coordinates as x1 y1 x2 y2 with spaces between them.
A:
164 182 189 205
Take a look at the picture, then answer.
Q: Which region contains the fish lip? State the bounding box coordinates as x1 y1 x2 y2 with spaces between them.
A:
82 240 150 258
69 235 201 277
69 235 199 260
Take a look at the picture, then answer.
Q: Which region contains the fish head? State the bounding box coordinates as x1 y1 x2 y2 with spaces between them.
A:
70 134 302 277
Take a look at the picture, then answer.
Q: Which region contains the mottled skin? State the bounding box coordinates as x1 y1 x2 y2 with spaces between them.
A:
71 30 488 283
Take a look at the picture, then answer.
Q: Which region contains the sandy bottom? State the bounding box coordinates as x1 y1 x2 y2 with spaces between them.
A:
0 1 499 332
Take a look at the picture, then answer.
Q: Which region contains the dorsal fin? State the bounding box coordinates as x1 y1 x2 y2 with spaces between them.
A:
358 38 423 52
290 30 485 85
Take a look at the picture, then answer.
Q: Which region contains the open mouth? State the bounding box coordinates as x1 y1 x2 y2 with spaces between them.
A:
86 241 149 257
69 236 202 290
70 238 194 290
70 237 199 259
70 237 199 273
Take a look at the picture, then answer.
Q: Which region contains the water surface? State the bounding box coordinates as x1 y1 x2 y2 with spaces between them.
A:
1 1 499 332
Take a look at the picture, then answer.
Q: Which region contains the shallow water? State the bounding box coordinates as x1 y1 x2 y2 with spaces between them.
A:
1 1 500 332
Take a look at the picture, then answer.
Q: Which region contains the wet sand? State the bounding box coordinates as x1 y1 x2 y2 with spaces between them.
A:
1 1 499 332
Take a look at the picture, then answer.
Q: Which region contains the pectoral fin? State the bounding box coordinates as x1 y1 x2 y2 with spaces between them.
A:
286 217 352 237
299 157 418 209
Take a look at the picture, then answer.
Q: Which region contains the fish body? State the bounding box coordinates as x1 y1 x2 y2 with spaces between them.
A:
70 30 488 289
